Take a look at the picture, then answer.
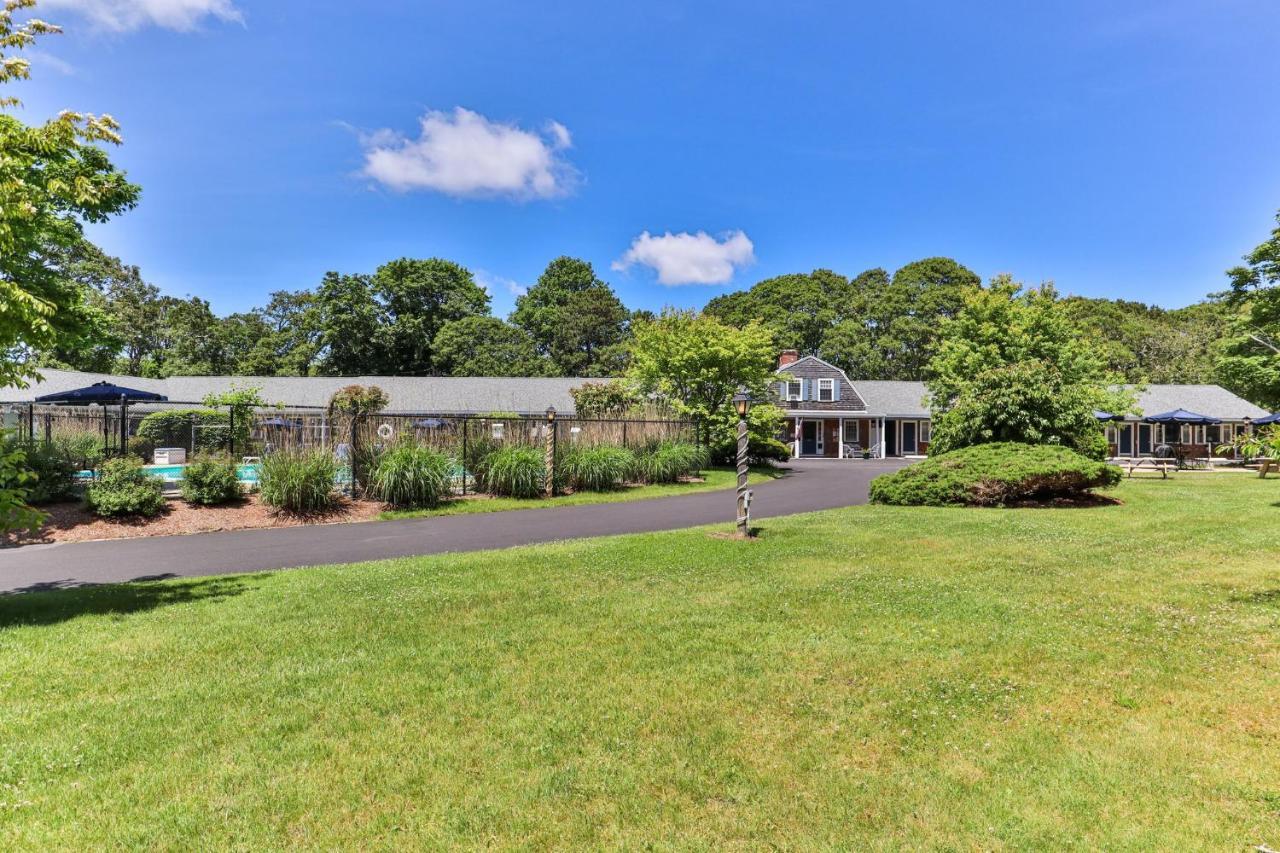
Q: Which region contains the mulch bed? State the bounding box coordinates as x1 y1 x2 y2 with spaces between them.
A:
3 495 387 546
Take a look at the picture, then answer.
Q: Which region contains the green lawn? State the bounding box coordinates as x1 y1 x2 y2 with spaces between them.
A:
1 475 1278 847
379 466 780 520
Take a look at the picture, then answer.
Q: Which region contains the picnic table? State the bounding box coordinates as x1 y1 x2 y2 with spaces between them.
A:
1123 457 1176 478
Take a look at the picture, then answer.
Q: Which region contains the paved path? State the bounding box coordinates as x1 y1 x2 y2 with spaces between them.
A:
0 458 910 594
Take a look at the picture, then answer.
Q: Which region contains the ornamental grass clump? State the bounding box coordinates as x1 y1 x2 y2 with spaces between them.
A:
562 445 635 492
258 450 337 513
368 442 454 508
85 457 167 518
480 446 545 499
632 442 707 484
180 455 243 506
869 442 1122 507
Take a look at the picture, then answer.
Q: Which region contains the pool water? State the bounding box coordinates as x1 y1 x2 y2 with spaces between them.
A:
76 463 261 483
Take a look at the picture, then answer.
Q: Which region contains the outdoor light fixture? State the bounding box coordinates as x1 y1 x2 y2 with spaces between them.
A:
546 406 557 422
732 389 752 418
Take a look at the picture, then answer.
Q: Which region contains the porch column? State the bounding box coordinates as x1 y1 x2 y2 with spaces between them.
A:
879 417 886 458
793 418 801 457
837 417 844 459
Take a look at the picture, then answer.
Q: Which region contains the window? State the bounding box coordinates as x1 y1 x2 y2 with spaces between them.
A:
843 420 860 443
818 378 834 402
919 421 931 442
786 380 802 401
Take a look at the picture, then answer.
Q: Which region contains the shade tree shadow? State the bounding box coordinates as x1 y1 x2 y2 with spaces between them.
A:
0 573 258 629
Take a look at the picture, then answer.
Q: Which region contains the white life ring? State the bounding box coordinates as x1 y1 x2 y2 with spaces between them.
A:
376 422 395 440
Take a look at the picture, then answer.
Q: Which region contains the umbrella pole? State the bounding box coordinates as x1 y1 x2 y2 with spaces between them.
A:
121 397 130 458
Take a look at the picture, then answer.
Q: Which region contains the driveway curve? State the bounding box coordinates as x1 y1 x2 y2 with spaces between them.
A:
0 458 911 594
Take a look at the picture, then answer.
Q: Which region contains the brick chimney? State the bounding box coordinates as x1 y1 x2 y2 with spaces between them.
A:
777 349 800 369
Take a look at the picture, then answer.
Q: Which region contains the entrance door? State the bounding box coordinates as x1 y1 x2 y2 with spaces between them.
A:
1118 424 1133 456
901 421 918 455
801 420 818 456
1138 424 1153 455
885 420 898 457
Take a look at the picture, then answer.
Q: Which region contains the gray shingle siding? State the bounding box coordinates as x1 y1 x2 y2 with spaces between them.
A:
772 356 867 411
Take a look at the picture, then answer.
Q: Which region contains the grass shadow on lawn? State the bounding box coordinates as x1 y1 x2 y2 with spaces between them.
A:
0 574 257 629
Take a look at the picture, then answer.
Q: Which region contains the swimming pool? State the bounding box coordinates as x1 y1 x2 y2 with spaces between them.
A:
75 463 262 483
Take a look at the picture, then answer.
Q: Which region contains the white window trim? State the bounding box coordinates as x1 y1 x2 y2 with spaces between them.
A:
843 419 860 443
817 378 835 402
786 380 803 401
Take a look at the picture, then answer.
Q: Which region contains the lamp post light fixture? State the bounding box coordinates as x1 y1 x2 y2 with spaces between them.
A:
544 406 557 497
732 388 753 537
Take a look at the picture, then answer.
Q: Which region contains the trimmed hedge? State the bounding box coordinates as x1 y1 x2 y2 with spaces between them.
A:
135 409 230 454
869 442 1121 507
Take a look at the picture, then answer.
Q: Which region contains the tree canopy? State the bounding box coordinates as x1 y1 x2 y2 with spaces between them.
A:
510 256 630 376
1217 210 1280 409
432 316 547 377
1 1 139 389
926 277 1130 458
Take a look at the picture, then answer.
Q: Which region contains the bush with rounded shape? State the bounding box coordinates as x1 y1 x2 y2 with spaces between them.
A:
480 446 545 498
258 450 337 513
135 409 230 454
562 446 635 492
181 456 243 506
86 457 167 518
869 442 1122 507
368 442 454 508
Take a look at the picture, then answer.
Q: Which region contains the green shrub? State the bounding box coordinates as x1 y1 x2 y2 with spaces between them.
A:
135 409 230 454
368 442 454 508
53 431 106 471
868 442 1122 507
85 457 167 518
480 445 545 499
23 443 79 504
180 455 243 506
561 446 635 492
633 442 708 484
258 450 337 513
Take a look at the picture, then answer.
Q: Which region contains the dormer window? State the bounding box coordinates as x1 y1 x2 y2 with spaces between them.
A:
818 378 834 402
786 380 802 401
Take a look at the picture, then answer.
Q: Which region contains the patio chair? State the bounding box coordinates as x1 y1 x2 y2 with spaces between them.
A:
842 442 862 458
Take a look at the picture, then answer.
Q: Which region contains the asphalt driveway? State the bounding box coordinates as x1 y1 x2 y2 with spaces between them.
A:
0 458 911 593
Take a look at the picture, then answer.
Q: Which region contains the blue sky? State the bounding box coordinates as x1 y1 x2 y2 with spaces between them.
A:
15 0 1280 317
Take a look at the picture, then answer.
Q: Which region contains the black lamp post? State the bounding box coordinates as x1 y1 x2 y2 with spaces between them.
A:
732 388 752 537
545 406 557 497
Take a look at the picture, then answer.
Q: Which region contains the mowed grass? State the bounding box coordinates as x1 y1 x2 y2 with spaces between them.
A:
1 475 1278 848
379 465 779 520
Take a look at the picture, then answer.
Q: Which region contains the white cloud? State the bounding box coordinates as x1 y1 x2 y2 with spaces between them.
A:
26 51 77 75
475 270 527 298
612 230 755 286
360 107 578 200
41 0 242 32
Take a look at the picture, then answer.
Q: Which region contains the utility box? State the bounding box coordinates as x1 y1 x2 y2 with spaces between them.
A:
153 447 187 465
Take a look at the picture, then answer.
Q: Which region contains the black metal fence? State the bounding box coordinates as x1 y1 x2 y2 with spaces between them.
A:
3 402 696 483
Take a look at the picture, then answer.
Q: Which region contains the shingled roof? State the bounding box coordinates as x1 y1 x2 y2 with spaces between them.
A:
1 369 597 415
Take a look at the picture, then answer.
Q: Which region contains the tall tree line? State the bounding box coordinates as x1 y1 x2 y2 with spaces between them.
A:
34 219 1280 408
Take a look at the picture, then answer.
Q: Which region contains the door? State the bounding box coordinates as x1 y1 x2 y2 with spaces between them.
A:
1138 424 1153 455
801 420 818 456
885 420 898 457
1118 424 1133 456
901 421 918 455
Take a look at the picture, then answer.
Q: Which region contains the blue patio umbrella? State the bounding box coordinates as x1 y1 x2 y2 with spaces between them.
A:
259 416 304 429
34 381 167 404
1143 409 1221 425
33 381 168 456
1094 410 1124 421
411 418 449 429
1253 412 1280 426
